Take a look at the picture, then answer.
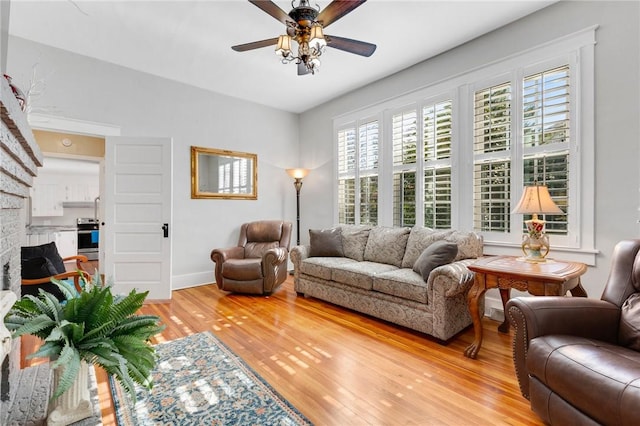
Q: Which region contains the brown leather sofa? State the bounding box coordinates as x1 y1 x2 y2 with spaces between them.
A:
506 239 640 425
211 220 292 294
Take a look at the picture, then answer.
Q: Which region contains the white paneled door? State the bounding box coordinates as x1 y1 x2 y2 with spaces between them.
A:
103 137 173 300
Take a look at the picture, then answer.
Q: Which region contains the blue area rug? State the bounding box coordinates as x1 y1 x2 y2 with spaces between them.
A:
110 332 313 425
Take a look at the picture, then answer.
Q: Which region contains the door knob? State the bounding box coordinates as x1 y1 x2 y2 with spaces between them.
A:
162 223 169 238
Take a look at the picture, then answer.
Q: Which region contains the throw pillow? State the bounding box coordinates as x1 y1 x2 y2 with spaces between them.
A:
21 241 66 275
21 256 59 279
412 241 458 281
309 228 344 257
402 227 454 268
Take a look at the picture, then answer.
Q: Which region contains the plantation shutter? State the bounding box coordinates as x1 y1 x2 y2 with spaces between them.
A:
392 110 418 226
522 65 570 235
473 82 512 232
359 120 379 225
423 100 452 229
337 128 356 224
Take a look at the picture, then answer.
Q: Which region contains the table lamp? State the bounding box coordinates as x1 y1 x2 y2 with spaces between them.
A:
512 181 563 262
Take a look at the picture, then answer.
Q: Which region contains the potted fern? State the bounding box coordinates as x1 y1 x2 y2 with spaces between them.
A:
4 273 164 425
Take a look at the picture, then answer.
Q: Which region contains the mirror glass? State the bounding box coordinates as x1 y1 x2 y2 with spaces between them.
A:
191 146 257 199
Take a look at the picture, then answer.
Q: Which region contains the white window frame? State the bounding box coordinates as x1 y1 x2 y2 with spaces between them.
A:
335 114 382 225
333 27 597 264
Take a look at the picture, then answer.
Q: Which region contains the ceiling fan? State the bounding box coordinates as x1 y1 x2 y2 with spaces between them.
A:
232 0 376 75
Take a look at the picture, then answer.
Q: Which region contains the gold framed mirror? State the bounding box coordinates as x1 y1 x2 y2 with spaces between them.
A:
191 146 257 199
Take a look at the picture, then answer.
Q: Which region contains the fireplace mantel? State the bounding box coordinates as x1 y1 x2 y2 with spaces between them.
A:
1 76 42 423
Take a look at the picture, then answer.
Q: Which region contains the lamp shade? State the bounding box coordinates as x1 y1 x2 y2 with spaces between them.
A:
275 35 292 56
309 24 327 49
286 168 309 179
512 184 563 215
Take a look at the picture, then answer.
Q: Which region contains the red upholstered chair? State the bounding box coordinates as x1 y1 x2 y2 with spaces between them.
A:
210 221 292 295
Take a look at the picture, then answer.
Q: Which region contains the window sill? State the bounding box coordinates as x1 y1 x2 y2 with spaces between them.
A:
482 241 599 266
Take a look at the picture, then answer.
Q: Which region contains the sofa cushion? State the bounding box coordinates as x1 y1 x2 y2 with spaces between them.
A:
332 261 397 291
527 335 640 425
340 225 371 261
445 230 483 261
620 292 640 351
364 226 411 267
300 257 357 281
412 241 458 281
402 227 454 268
309 228 344 257
373 269 429 304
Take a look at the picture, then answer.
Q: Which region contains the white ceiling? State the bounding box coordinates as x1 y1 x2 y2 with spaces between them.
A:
7 0 554 113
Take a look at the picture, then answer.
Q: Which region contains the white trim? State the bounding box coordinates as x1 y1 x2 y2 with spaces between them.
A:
27 113 121 137
333 27 597 257
333 26 598 124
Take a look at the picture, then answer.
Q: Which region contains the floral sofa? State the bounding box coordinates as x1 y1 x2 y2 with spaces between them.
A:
290 225 484 341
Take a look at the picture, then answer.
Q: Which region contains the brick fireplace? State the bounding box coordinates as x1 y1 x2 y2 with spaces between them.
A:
0 77 43 423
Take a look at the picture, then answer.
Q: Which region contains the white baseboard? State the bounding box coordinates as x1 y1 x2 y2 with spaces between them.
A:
172 271 214 291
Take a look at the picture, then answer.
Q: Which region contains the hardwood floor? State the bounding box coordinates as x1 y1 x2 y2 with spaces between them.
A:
21 276 542 425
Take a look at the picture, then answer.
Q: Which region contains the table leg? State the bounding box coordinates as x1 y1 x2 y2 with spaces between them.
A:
569 279 588 297
498 288 511 333
464 273 487 359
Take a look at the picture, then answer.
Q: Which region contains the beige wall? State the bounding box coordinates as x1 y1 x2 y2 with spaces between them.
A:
33 130 105 157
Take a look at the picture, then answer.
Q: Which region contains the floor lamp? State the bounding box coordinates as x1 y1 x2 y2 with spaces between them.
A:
286 168 309 246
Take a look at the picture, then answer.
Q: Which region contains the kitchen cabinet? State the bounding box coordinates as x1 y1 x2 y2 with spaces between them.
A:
55 230 78 259
30 162 100 216
30 183 64 217
63 182 99 202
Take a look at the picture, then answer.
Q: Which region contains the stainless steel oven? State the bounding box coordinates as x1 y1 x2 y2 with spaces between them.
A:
77 218 99 261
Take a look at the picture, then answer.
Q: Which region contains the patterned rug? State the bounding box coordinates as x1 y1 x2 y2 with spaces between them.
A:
110 332 313 425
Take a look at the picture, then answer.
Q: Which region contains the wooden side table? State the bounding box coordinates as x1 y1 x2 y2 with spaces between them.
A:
464 256 587 359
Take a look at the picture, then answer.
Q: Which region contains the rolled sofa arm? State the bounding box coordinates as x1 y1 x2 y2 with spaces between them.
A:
289 245 310 273
506 296 620 399
426 258 477 297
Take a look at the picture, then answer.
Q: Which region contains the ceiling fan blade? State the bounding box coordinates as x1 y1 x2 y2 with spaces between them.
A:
249 0 291 25
298 62 311 76
232 37 279 52
326 35 376 57
317 0 367 28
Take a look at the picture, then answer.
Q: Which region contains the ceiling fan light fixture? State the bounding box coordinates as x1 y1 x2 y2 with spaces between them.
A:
309 23 326 50
275 35 293 58
234 0 376 76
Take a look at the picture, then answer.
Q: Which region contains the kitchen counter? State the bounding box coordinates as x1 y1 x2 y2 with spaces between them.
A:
27 225 78 234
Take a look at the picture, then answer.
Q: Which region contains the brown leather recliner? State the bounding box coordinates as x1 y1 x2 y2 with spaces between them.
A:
506 239 640 425
210 220 292 294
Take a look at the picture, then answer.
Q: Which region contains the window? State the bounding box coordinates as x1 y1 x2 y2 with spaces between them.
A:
522 66 570 236
423 101 453 229
333 28 595 262
473 65 571 237
337 119 379 225
473 82 512 232
392 109 418 226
